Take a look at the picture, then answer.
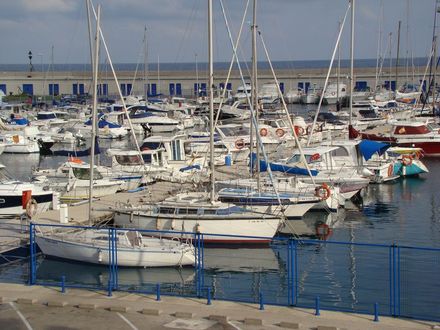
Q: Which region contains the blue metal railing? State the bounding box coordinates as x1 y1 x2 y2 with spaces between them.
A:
20 223 440 322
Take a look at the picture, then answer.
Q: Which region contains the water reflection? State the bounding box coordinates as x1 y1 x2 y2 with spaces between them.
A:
36 257 195 287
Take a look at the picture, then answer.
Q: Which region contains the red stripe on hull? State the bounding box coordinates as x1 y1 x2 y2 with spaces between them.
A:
397 142 440 156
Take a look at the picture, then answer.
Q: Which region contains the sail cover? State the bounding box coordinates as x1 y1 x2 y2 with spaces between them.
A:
359 140 390 161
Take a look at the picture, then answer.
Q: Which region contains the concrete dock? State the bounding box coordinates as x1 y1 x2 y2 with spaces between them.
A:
0 283 437 330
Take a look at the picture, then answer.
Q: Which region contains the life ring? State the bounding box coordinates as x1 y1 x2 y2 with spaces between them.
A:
260 127 268 137
387 164 394 177
235 139 245 150
330 92 336 96
414 150 423 160
26 198 38 218
315 223 332 240
275 128 285 137
315 183 331 200
310 153 320 162
294 126 304 136
401 155 413 166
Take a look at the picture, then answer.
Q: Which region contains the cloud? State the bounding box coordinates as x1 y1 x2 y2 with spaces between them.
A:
20 0 77 13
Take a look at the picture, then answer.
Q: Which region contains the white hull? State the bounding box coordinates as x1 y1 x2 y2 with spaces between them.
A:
150 124 182 133
4 142 39 153
114 212 281 243
0 182 53 217
61 182 120 201
36 235 195 267
248 202 316 219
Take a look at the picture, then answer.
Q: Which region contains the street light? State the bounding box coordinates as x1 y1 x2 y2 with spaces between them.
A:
28 50 33 72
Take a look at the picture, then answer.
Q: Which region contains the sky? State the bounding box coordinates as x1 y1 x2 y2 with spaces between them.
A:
0 0 437 65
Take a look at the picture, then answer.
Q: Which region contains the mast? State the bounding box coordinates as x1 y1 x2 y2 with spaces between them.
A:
375 0 383 91
88 4 100 225
143 26 148 98
395 20 401 95
51 45 54 101
86 0 95 83
433 36 437 110
349 0 355 128
388 32 392 98
157 55 160 95
195 53 199 97
251 0 260 191
208 0 215 203
337 21 341 106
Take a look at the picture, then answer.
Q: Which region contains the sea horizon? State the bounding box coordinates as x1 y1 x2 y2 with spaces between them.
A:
0 57 429 72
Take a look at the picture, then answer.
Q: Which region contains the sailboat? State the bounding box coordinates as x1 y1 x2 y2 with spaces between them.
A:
113 0 282 245
35 3 196 267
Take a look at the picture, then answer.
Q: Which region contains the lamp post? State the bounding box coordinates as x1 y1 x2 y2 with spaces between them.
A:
28 50 33 73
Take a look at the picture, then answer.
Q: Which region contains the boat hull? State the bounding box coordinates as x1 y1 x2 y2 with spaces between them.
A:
113 212 281 244
35 236 195 267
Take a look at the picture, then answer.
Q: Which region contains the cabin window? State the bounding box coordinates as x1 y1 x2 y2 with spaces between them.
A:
72 168 103 180
331 148 349 157
115 155 142 166
158 207 175 214
142 154 152 163
286 154 301 164
172 140 182 161
187 208 199 215
218 126 249 137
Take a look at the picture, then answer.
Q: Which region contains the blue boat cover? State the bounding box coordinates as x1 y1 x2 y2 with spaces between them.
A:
359 140 390 161
84 116 121 129
8 117 29 125
250 153 319 176
179 164 201 172
53 137 100 157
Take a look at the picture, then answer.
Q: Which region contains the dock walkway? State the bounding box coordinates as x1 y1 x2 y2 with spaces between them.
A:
0 283 436 330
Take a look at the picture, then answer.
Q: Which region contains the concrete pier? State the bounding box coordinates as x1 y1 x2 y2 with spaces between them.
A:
0 283 436 330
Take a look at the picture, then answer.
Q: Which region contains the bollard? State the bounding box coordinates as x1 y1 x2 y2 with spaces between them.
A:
374 302 379 322
61 276 66 294
156 283 161 301
259 292 264 311
315 296 320 316
207 287 212 305
107 279 112 297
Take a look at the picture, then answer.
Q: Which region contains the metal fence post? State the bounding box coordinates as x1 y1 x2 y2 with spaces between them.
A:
61 276 66 294
397 246 401 317
207 287 212 305
374 302 379 322
28 223 36 286
195 233 202 297
315 296 320 316
259 292 264 311
107 279 112 297
156 283 161 301
112 228 118 290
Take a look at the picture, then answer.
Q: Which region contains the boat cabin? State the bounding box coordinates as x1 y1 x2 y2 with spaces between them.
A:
141 135 186 162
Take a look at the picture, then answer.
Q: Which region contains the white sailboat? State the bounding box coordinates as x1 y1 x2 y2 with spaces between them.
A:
36 228 195 267
113 0 283 244
35 3 196 268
